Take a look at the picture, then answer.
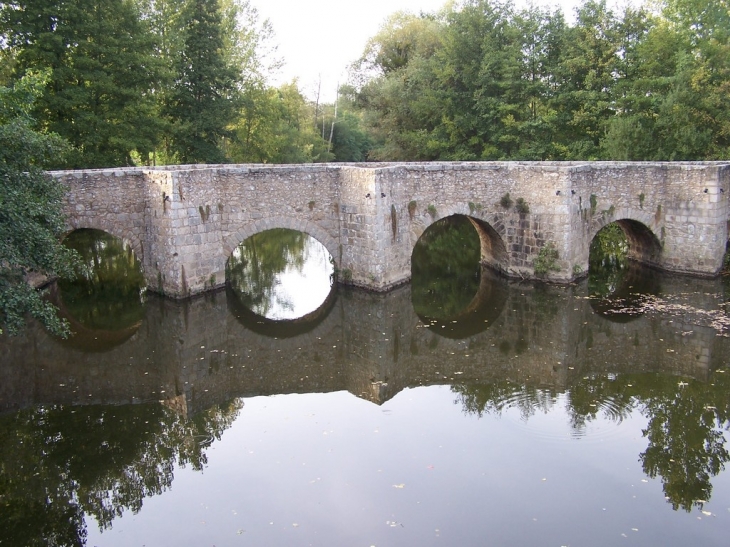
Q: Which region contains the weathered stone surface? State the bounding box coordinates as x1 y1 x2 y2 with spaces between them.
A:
53 162 730 297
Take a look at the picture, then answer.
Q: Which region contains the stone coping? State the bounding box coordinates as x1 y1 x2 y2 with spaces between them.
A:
50 160 730 178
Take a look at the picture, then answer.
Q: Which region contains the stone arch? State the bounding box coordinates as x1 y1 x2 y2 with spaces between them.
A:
416 208 510 275
588 208 663 268
62 222 145 272
411 212 509 273
468 216 510 274
222 215 340 269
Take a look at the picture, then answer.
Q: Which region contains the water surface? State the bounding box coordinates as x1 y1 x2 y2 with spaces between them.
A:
1 226 730 546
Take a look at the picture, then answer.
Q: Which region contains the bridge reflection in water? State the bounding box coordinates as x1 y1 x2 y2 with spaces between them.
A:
1 268 726 414
2 227 730 545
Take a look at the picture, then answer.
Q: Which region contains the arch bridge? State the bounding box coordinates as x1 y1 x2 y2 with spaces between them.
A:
55 161 730 297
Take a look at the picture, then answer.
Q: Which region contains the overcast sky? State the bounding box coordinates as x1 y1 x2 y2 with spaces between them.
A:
254 0 584 101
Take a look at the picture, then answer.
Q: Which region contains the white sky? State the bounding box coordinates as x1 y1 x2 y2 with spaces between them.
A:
254 0 584 101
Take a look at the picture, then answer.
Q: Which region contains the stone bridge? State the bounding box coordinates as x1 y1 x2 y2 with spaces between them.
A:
54 162 730 297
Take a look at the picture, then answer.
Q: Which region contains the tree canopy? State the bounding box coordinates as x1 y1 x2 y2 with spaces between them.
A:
3 0 722 166
350 0 730 161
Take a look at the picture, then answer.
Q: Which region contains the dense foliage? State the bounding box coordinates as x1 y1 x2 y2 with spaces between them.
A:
351 0 730 161
0 71 80 336
2 0 725 166
0 0 371 167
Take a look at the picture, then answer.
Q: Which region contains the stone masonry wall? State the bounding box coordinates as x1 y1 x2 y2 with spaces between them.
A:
55 162 730 296
566 163 730 276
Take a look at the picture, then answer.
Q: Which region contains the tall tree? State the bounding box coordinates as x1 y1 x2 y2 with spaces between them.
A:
353 11 445 160
165 0 240 163
0 0 163 168
0 71 80 337
229 81 331 163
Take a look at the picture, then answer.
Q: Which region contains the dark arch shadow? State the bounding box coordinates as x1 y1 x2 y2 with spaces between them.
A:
50 228 146 351
226 284 338 338
588 221 663 322
61 225 145 277
411 216 508 338
47 284 143 352
416 267 509 339
590 218 663 268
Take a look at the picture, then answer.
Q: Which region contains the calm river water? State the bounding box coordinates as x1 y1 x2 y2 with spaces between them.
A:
2 222 730 546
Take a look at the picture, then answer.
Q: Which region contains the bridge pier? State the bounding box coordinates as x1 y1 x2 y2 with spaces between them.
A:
55 162 730 298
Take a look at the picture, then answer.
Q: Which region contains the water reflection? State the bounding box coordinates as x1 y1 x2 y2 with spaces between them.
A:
226 228 334 320
411 215 509 338
411 215 482 319
226 284 338 338
0 400 241 546
588 223 662 321
2 227 730 545
453 370 730 513
55 229 146 351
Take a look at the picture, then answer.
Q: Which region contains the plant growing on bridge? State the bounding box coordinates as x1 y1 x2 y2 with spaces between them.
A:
408 200 418 219
639 193 646 209
468 201 483 214
500 193 513 209
534 242 560 275
515 197 530 215
339 268 353 283
428 204 437 219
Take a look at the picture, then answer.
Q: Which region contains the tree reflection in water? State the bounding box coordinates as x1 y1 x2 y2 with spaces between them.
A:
2 222 729 545
453 369 730 513
588 223 662 319
226 228 333 320
58 229 146 332
0 400 242 547
411 215 482 319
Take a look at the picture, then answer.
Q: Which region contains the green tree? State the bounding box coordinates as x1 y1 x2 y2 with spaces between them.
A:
353 10 445 160
165 0 241 163
0 0 164 168
550 0 620 159
0 71 80 337
0 399 242 545
230 81 331 163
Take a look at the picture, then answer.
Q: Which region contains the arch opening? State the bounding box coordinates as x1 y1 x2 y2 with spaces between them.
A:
225 228 335 322
590 219 663 272
55 228 146 349
411 215 508 335
588 221 662 321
